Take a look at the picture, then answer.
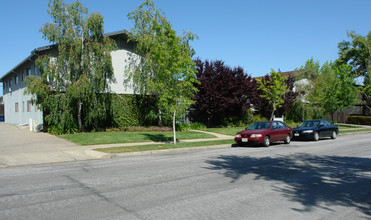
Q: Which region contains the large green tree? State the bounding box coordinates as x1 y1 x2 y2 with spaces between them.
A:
25 0 116 133
336 31 371 79
256 70 290 121
308 62 359 122
126 0 198 144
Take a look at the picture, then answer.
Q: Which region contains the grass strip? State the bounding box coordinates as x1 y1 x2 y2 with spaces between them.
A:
94 139 234 154
339 129 371 134
59 131 216 146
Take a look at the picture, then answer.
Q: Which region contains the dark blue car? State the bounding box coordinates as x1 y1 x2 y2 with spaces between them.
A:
292 119 339 141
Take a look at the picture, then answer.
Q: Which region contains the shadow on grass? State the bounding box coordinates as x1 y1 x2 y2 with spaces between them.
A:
205 153 371 216
142 133 178 142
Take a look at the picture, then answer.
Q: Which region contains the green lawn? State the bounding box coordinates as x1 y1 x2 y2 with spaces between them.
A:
201 127 244 136
337 124 361 129
339 128 371 134
59 131 216 145
94 139 234 154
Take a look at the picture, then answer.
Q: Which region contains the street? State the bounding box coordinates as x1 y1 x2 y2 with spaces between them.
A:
0 133 370 220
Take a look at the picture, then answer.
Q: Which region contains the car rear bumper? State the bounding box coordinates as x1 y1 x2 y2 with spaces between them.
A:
234 136 264 145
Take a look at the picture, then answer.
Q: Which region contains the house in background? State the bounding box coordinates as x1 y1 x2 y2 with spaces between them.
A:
0 30 137 130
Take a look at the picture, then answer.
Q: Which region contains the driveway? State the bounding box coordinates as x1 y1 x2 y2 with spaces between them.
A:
0 123 106 167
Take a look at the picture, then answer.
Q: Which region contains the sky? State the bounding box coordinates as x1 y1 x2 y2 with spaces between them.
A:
1 0 370 96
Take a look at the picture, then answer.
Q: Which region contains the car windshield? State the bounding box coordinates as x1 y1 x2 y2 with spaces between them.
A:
298 121 320 128
246 122 271 130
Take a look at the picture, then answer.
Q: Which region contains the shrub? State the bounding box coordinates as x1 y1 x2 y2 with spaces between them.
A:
176 123 190 131
190 122 206 130
346 116 371 125
251 114 268 123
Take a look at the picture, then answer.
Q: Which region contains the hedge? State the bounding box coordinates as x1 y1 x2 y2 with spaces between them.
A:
346 116 371 125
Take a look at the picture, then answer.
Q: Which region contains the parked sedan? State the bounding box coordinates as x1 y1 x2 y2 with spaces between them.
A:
234 121 293 147
292 119 339 141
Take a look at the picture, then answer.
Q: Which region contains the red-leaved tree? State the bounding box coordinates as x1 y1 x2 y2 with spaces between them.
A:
192 59 255 126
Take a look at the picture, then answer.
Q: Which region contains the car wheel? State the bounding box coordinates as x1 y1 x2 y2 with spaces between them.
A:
263 136 270 147
313 132 319 141
331 130 337 139
284 134 291 144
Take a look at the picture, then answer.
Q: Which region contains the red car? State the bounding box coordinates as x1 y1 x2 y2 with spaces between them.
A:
234 121 292 147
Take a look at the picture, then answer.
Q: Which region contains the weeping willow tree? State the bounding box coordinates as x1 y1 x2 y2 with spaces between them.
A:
25 0 117 134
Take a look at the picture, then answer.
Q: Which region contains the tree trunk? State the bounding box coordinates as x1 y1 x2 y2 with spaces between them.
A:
270 102 275 121
331 111 335 123
78 99 82 132
158 108 162 127
172 108 177 145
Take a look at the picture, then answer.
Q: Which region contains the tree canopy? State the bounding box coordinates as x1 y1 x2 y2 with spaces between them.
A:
336 31 371 80
192 59 254 126
306 61 359 121
126 0 198 144
25 0 116 133
256 70 291 121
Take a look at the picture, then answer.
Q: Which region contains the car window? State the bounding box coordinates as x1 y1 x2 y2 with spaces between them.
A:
278 122 286 129
246 122 271 130
312 121 320 127
324 120 332 126
272 122 278 129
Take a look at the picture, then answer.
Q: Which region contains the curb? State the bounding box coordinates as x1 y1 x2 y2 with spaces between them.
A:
107 144 232 158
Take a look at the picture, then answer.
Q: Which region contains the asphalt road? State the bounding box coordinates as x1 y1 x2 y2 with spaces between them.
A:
1 133 370 220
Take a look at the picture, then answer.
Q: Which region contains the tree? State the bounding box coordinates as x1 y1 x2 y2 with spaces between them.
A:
256 70 290 121
192 59 254 127
251 74 298 120
308 62 359 122
336 31 371 112
336 31 371 80
25 0 116 133
126 0 198 144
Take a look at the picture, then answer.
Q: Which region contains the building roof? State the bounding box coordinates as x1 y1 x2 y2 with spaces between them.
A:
0 30 129 82
254 70 302 80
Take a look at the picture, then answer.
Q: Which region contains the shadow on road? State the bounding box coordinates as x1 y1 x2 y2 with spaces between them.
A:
205 153 371 216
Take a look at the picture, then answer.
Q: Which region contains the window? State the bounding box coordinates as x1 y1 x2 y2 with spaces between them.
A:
22 101 25 112
9 79 12 87
15 103 19 112
272 122 278 130
27 68 31 76
27 101 32 112
278 122 286 129
15 75 19 85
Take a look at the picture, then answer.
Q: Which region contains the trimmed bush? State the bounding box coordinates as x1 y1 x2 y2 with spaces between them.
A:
190 122 206 130
176 123 190 131
346 116 371 125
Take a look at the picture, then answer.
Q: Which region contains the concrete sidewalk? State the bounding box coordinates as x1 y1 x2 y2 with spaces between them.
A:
0 123 108 167
0 123 234 168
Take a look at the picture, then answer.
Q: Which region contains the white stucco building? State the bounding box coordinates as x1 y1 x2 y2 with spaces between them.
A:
0 30 137 129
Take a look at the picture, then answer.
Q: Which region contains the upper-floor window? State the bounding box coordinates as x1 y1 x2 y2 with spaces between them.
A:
15 75 19 85
15 103 19 112
27 101 32 112
27 68 31 76
9 79 12 88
